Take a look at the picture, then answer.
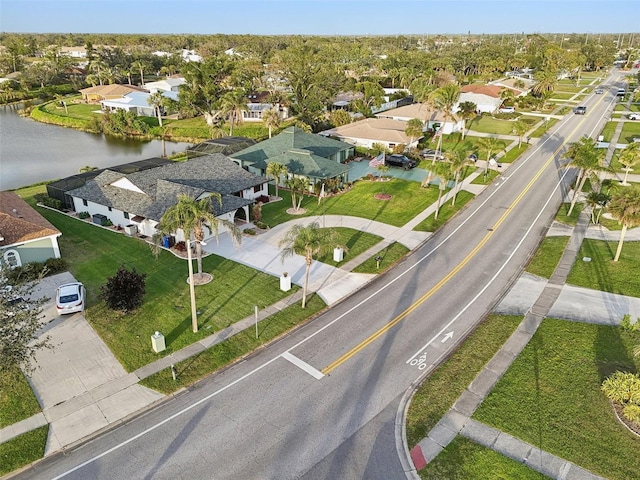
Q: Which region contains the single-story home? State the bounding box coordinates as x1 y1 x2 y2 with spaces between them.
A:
66 155 269 242
0 191 62 268
320 117 422 150
144 77 186 93
455 85 505 114
100 91 178 117
374 103 463 135
231 126 354 188
79 84 147 103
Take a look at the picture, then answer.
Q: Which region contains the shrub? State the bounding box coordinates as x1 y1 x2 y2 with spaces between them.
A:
44 257 67 275
77 211 90 219
602 371 640 405
623 404 640 424
255 221 268 230
33 193 62 210
621 314 640 332
244 228 256 236
99 265 147 313
103 218 113 227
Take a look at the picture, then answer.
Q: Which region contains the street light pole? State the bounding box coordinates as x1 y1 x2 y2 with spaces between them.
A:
186 239 198 333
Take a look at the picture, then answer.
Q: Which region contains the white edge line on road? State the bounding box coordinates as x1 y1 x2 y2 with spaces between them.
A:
281 351 325 379
53 101 593 478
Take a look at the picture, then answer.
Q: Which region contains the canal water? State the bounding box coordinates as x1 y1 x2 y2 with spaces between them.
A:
0 104 193 190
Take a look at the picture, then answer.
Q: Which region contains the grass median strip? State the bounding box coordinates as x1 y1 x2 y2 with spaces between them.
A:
0 366 41 428
0 426 49 477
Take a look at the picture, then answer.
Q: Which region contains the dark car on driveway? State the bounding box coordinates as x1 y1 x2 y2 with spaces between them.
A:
385 154 417 170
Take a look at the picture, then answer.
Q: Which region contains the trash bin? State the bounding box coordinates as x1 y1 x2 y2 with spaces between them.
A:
162 236 170 248
333 247 344 262
280 272 291 292
151 331 166 353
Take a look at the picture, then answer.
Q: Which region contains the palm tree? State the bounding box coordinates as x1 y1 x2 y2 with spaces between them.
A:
262 106 281 138
266 162 288 198
477 135 504 175
585 190 610 224
429 160 452 220
531 69 558 107
457 101 477 140
220 89 248 136
131 60 147 87
147 92 165 127
619 142 640 186
405 118 424 148
512 120 529 147
428 83 461 158
156 194 242 278
564 136 607 215
285 176 309 212
608 184 640 262
279 222 340 308
449 150 472 206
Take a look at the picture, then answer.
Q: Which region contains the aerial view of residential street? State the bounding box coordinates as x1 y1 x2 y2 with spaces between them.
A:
1 1 640 479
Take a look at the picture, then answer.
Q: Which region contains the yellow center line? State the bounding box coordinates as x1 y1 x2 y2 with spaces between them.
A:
321 123 586 376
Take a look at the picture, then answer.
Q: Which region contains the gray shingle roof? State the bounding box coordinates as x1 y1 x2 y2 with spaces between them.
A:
67 155 267 221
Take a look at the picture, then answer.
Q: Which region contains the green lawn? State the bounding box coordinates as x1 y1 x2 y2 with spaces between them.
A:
0 426 49 477
470 169 500 185
550 92 575 100
618 121 640 144
525 236 570 278
466 116 520 135
351 242 410 273
555 202 583 226
419 436 548 480
32 206 304 371
406 315 522 446
599 122 617 143
530 118 559 138
567 239 640 296
314 227 382 266
413 190 475 232
262 179 441 228
0 366 41 428
141 294 325 393
473 319 640 480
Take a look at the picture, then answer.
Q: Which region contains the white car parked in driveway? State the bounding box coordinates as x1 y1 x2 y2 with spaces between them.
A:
629 113 640 120
56 282 86 315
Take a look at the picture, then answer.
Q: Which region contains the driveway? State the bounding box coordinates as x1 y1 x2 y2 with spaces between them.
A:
26 272 163 454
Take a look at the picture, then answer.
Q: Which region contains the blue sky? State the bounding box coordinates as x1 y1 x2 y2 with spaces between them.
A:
1 0 639 35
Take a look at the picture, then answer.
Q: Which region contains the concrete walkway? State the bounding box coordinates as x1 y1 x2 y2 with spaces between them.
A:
3 110 639 478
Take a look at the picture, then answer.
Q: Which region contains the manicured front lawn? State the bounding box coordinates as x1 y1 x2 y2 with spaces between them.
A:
525 236 570 278
473 319 640 480
406 315 522 446
413 190 475 232
352 242 410 273
0 366 41 428
567 239 640 296
466 116 520 135
141 294 326 393
33 207 303 371
530 118 559 138
419 436 548 480
618 121 640 144
262 179 441 228
314 227 382 266
599 121 617 142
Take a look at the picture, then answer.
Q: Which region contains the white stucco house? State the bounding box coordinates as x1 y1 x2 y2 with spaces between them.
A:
100 91 178 117
143 77 186 93
65 155 269 242
319 117 421 150
375 103 464 135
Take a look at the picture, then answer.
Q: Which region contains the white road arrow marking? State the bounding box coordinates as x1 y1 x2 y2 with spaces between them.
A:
441 331 454 343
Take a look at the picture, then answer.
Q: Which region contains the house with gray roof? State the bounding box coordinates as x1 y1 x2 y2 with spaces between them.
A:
66 155 268 241
230 126 354 189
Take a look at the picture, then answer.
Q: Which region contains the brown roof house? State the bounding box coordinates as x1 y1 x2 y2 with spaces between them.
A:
79 84 146 103
0 192 62 268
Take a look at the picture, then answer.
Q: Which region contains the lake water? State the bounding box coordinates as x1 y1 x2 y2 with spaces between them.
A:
0 105 193 190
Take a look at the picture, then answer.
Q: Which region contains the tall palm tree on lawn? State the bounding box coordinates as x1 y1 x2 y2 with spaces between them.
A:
607 185 640 262
131 60 147 87
405 118 424 148
285 176 309 213
563 136 607 215
220 89 248 136
619 142 640 186
428 83 461 161
449 150 472 206
266 162 288 198
477 135 504 175
279 222 340 308
429 160 453 220
457 101 477 140
147 92 165 127
513 120 529 148
157 194 242 279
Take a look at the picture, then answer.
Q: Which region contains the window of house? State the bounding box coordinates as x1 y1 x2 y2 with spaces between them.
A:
124 212 129 219
82 199 88 206
108 206 112 212
3 249 21 268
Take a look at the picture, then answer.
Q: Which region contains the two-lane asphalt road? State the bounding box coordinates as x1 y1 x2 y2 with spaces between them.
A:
18 73 623 480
